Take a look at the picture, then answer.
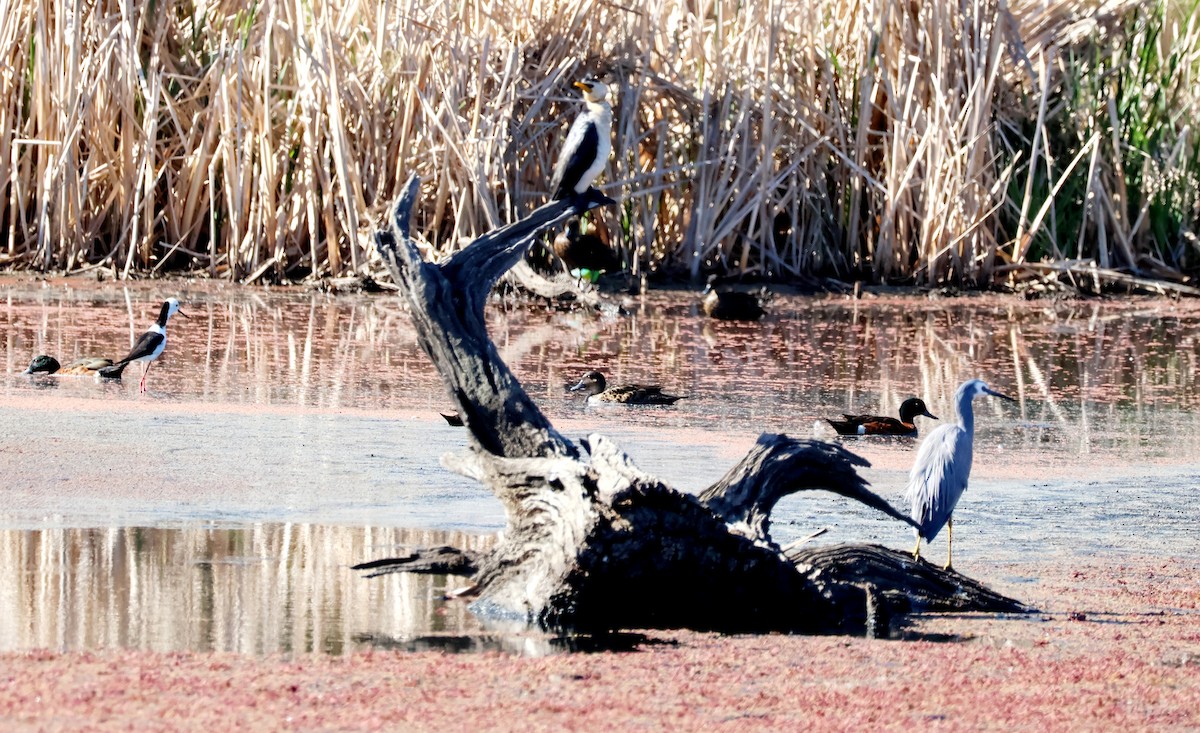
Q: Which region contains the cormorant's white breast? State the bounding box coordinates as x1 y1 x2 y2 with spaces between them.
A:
550 78 612 200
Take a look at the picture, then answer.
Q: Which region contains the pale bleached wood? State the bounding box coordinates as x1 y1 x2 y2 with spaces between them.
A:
365 175 1028 634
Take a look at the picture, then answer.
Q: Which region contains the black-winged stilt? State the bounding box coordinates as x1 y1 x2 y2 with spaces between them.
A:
104 297 188 393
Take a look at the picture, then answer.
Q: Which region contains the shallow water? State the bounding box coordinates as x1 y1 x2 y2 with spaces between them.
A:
1 279 1198 653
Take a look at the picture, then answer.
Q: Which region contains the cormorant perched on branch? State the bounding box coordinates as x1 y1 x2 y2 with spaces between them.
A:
550 78 612 200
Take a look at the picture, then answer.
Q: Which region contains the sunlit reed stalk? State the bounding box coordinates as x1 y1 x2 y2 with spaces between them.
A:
0 0 1195 287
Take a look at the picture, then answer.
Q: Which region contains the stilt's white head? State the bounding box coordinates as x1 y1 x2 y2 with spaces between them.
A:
164 297 188 320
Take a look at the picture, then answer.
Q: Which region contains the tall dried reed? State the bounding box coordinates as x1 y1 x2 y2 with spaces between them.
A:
0 0 1195 286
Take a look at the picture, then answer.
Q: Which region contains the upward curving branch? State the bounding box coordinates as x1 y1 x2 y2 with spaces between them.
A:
363 176 1027 634
375 177 613 458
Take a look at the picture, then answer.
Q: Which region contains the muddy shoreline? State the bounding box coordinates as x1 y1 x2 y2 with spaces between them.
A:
1 557 1196 731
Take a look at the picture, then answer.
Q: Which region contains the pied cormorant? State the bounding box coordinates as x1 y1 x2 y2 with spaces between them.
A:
550 78 612 200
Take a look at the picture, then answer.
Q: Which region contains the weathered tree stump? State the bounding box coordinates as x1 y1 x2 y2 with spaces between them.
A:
360 176 1027 635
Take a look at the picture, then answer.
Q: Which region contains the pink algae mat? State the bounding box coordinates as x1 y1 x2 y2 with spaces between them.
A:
0 557 1197 732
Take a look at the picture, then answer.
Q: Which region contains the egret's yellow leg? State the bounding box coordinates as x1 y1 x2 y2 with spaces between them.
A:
944 517 954 571
912 536 921 561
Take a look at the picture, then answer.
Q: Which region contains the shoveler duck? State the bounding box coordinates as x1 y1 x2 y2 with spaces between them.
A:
569 370 687 405
23 355 128 378
825 397 938 437
553 217 622 280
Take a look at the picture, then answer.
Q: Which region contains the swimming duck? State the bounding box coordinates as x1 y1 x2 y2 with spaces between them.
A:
22 355 128 378
553 218 622 280
702 287 768 321
569 370 687 405
701 275 769 321
825 397 938 437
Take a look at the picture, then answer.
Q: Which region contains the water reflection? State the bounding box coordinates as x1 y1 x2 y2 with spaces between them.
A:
5 284 1200 437
0 524 493 654
4 283 1200 516
2 283 1200 653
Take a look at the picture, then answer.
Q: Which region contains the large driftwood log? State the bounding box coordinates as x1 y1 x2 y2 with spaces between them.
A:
362 176 1027 634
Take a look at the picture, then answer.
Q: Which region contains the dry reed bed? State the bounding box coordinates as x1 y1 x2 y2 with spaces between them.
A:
0 0 1196 287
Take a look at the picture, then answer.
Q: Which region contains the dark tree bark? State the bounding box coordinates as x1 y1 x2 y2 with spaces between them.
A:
354 546 481 577
361 176 1028 635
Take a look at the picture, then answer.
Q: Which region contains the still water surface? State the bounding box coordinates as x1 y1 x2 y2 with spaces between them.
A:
1 280 1198 653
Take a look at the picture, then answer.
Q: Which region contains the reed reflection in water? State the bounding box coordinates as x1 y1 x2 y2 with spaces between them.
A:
5 284 1200 435
512 296 1200 464
1 284 612 413
0 524 493 654
4 284 1200 653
